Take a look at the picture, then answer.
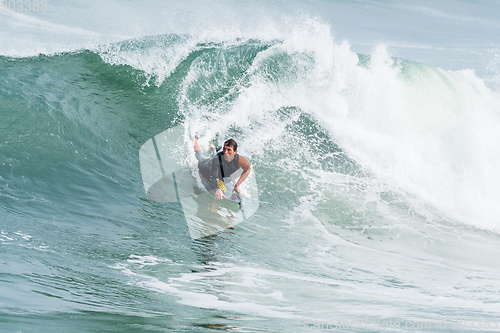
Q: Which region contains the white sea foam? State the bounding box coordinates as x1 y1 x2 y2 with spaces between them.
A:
97 35 200 86
177 18 500 231
116 250 500 321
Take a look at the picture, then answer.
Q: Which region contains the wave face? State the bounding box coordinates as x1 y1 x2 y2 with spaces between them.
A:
2 16 500 332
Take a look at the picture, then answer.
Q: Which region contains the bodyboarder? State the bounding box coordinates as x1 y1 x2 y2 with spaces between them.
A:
193 134 251 201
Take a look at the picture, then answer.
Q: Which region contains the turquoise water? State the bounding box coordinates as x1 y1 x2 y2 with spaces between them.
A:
2 1 500 332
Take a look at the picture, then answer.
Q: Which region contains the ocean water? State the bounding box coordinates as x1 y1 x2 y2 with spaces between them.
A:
2 1 500 332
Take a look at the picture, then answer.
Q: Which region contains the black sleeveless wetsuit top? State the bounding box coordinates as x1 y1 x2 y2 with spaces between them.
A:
215 152 239 179
200 152 240 192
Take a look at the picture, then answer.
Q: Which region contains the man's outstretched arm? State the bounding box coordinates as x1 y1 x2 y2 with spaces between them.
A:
234 156 251 193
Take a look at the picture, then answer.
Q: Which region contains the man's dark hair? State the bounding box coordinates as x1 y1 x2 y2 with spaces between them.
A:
224 138 237 151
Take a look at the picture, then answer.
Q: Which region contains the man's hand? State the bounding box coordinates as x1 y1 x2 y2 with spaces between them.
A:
234 183 241 193
215 189 227 200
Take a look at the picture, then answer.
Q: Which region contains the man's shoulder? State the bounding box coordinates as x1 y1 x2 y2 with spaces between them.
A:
238 155 250 168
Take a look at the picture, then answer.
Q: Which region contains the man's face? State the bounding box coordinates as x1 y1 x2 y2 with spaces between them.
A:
223 144 236 161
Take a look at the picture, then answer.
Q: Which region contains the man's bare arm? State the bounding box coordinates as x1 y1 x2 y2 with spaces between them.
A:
234 156 251 193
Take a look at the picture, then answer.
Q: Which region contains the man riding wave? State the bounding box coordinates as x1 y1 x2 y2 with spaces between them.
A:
194 134 251 200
